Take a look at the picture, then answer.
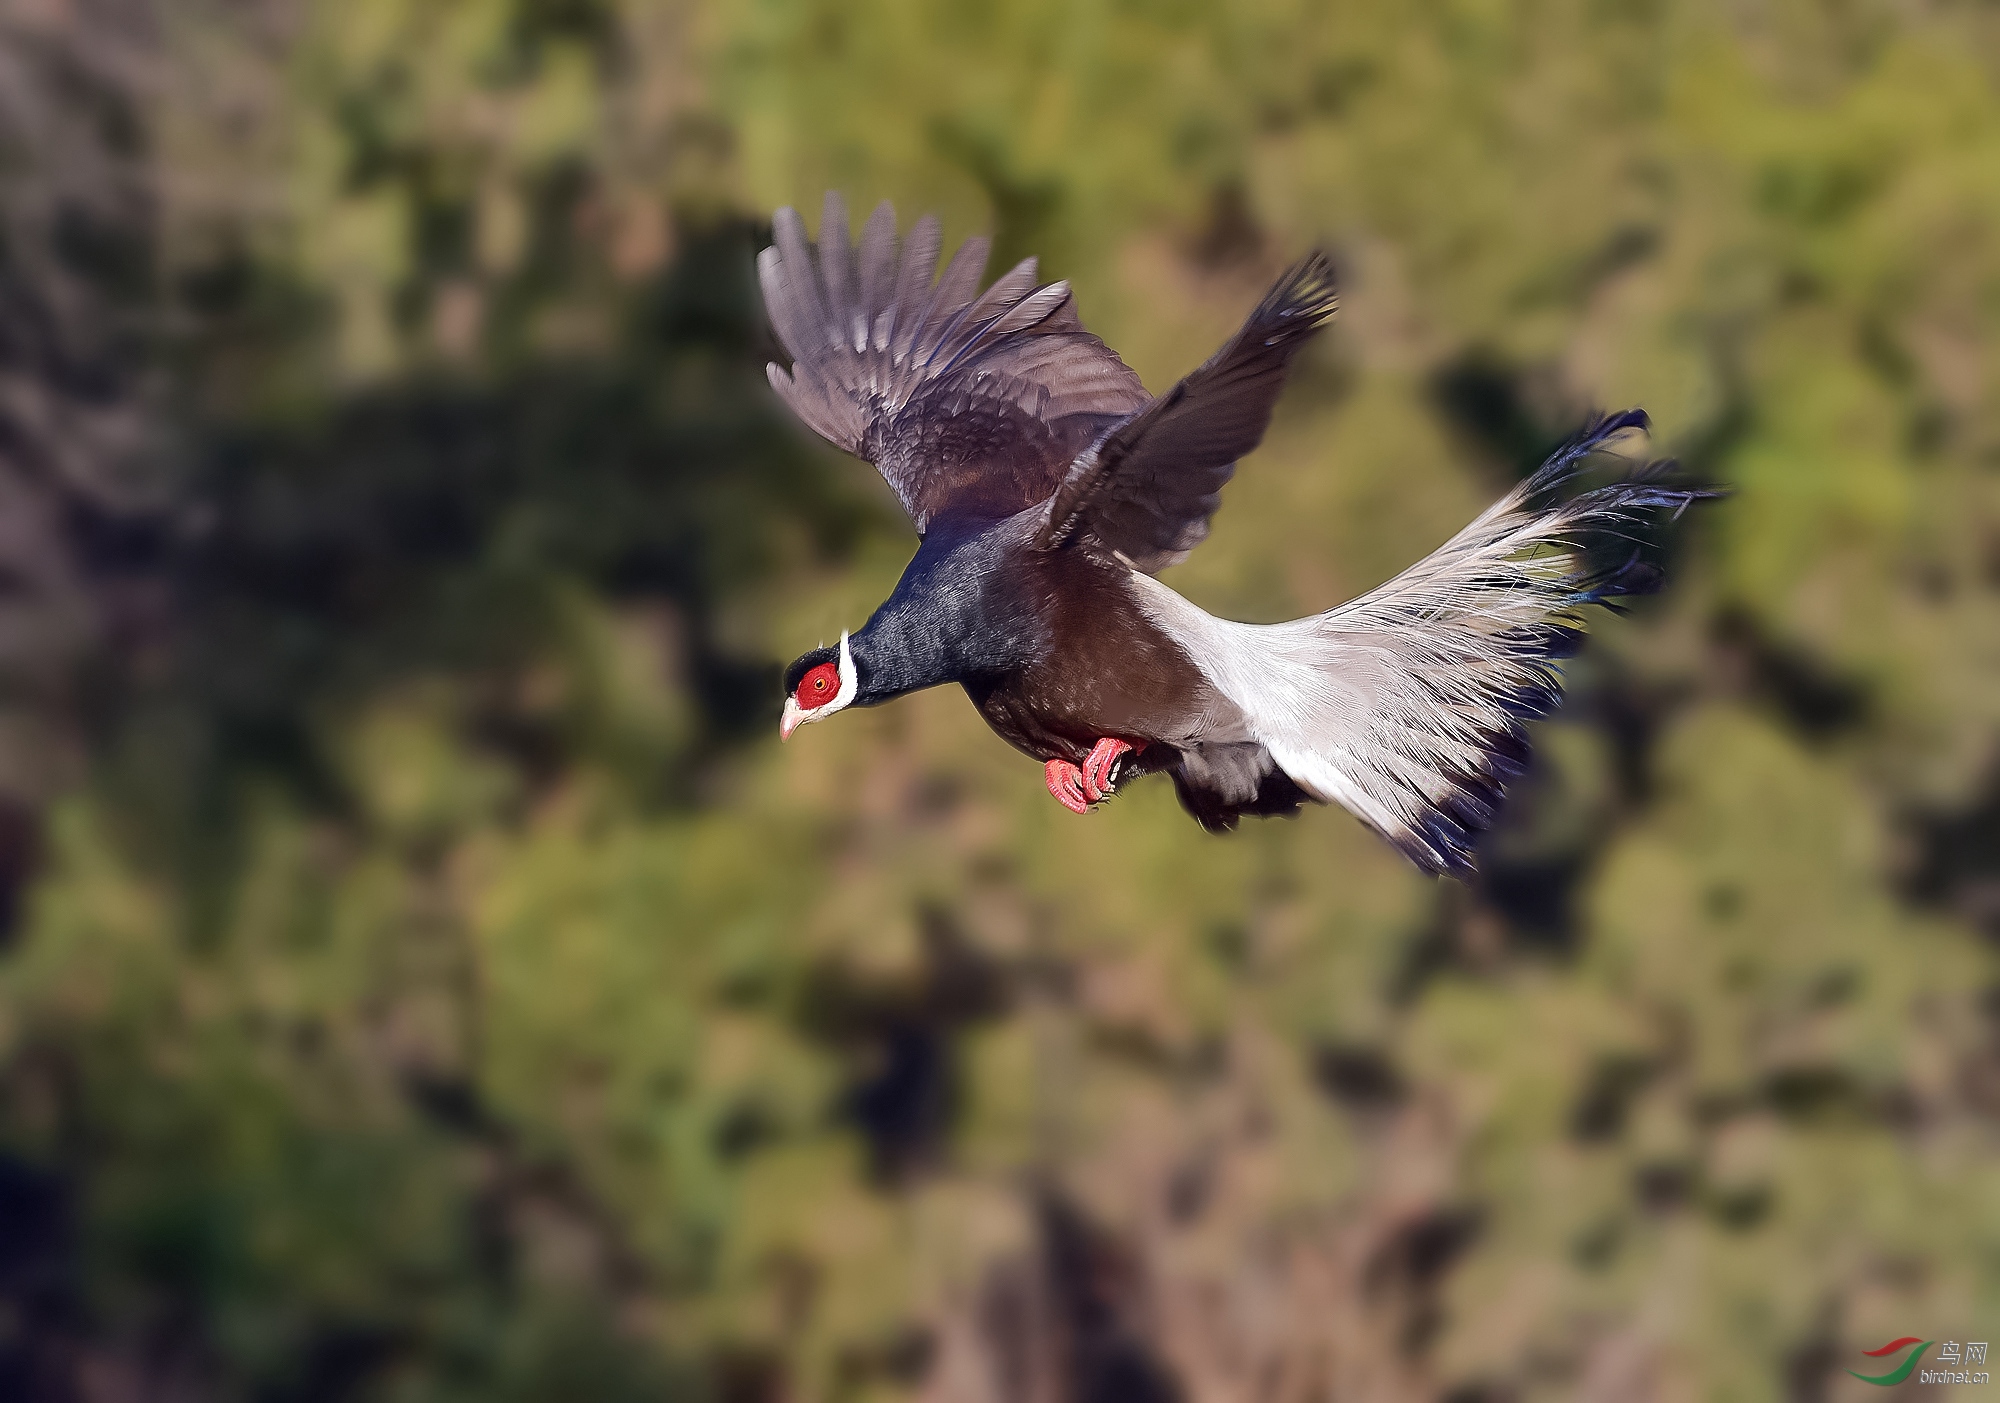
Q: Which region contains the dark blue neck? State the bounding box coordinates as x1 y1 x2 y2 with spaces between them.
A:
849 515 1045 705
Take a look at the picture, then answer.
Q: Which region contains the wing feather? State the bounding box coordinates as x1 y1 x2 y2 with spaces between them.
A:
757 246 820 370
817 191 859 357
927 259 1042 382
1038 252 1339 571
770 207 829 351
856 200 898 356
886 213 943 368
762 199 1149 531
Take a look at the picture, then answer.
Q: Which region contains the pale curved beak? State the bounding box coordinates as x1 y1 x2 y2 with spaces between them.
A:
779 697 804 741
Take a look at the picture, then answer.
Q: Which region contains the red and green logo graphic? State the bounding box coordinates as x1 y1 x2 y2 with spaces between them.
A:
1849 1337 1932 1387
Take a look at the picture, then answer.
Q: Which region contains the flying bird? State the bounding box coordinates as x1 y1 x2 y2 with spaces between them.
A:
763 194 1715 876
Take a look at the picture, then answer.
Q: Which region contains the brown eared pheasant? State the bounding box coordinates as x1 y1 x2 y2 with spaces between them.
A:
765 194 1717 877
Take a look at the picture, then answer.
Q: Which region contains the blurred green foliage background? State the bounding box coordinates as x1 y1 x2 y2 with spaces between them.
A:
0 0 1996 1398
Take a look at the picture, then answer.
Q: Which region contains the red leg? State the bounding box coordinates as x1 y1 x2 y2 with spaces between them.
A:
1081 738 1143 802
1044 758 1090 814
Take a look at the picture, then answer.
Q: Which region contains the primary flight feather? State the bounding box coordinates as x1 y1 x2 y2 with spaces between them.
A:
766 193 1716 877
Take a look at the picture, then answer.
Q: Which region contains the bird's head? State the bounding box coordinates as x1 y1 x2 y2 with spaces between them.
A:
779 633 858 740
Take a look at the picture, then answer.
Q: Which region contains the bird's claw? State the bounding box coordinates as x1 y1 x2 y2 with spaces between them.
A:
1045 758 1090 814
1046 739 1145 813
1082 737 1138 802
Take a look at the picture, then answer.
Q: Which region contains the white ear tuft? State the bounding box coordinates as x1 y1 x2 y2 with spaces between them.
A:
832 632 859 710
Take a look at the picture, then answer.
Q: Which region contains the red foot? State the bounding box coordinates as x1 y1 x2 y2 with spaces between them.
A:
1082 737 1140 802
1045 758 1089 814
1045 739 1147 814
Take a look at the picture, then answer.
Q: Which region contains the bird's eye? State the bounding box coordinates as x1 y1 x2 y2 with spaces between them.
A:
794 661 841 709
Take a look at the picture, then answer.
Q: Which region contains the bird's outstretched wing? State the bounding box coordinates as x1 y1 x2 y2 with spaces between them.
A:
1036 253 1338 572
761 194 1149 533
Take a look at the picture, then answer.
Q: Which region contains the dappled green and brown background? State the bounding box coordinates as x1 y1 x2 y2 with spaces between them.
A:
0 0 1997 1398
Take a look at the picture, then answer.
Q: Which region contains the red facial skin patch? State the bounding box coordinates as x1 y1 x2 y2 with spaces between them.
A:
795 662 840 710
